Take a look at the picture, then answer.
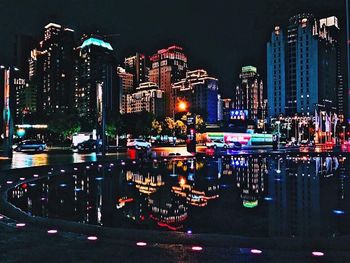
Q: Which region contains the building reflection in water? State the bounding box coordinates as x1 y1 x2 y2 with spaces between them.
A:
8 154 350 238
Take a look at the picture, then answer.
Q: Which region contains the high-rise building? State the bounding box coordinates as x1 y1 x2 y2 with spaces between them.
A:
30 23 75 116
117 67 134 114
234 66 264 121
172 69 219 124
124 53 147 90
149 45 188 116
14 34 36 79
74 35 119 127
125 82 165 117
267 14 339 117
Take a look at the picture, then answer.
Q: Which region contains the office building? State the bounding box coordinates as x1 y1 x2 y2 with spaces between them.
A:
149 45 188 116
124 53 147 90
117 67 134 114
125 82 165 117
74 35 119 127
29 23 75 116
172 69 219 124
267 14 339 117
234 66 264 121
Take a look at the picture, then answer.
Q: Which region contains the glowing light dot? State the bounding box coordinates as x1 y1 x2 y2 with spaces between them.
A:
136 242 147 247
0 216 4 219
312 251 324 257
87 236 98 241
192 246 203 251
6 181 13 184
74 168 78 171
251 249 262 254
16 223 26 227
187 230 192 234
47 229 58 234
33 174 39 178
60 169 65 173
333 210 345 215
19 177 25 181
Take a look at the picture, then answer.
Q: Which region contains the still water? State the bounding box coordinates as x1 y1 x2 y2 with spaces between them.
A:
8 155 350 238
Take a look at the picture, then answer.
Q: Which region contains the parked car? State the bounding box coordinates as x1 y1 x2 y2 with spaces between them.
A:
206 140 229 149
14 140 46 152
77 139 99 152
127 139 151 149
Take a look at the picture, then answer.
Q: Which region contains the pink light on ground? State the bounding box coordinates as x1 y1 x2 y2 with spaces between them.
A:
312 251 324 257
47 229 58 234
192 246 203 251
33 174 39 178
251 249 262 254
19 177 25 181
136 242 147 247
87 236 98 241
16 223 26 227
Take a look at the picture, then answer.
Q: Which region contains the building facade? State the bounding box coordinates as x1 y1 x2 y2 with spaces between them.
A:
124 53 147 90
234 66 264 121
125 82 165 117
149 45 188 116
267 14 339 118
172 69 219 124
29 23 75 116
117 67 134 114
74 35 119 128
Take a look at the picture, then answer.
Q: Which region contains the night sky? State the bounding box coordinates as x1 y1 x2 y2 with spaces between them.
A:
0 0 346 97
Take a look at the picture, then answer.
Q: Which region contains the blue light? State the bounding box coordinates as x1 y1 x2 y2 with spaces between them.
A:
333 210 345 215
264 197 273 201
59 183 67 187
74 188 82 192
81 38 113 50
95 177 104 181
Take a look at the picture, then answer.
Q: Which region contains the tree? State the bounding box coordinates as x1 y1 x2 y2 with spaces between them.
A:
47 113 81 141
152 119 162 135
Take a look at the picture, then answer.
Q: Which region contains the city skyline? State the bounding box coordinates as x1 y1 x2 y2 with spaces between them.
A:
0 0 346 97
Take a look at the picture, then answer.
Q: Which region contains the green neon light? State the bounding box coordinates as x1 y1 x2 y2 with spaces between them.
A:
243 200 258 208
81 37 113 50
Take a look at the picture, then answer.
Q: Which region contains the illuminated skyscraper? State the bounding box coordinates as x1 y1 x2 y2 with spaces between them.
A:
74 35 119 128
234 66 264 121
124 53 147 90
149 45 187 116
117 67 134 114
267 14 339 117
30 23 75 116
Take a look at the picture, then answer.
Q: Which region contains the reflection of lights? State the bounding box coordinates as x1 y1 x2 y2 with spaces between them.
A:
276 169 281 174
312 251 324 257
19 177 25 181
192 246 203 251
179 177 186 186
74 188 82 192
87 236 98 241
95 177 104 181
0 215 4 219
136 242 147 247
47 229 58 234
60 169 65 173
243 200 258 208
251 249 262 254
16 223 26 227
333 210 345 215
6 180 13 184
33 174 39 178
264 197 273 201
187 230 192 234
59 184 67 187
